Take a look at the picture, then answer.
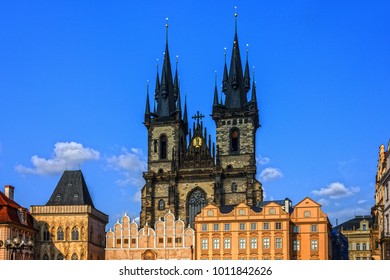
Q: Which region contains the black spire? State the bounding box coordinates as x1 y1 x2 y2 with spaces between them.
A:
144 81 151 122
222 11 248 109
244 46 251 91
213 72 219 106
156 18 176 118
250 67 257 103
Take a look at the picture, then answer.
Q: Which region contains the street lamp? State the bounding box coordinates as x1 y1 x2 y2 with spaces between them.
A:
5 237 34 260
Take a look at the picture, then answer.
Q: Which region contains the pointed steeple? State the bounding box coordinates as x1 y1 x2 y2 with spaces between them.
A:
145 81 151 119
174 55 180 101
244 45 251 92
222 48 228 93
156 18 176 118
213 71 219 106
221 10 248 109
154 61 160 102
250 67 257 103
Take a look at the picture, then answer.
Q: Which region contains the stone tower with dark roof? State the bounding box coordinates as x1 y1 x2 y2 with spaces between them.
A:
30 170 108 260
140 14 263 229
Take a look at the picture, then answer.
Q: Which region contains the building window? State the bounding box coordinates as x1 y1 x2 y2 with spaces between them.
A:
238 209 245 215
363 243 367 250
293 240 300 251
131 238 136 244
231 182 238 192
275 238 282 249
224 224 231 231
71 227 79 241
201 224 208 232
250 238 258 249
158 199 165 211
362 224 367 231
160 135 167 159
213 224 220 231
263 222 269 230
43 227 50 241
201 239 208 250
57 227 64 241
207 210 213 216
175 237 182 243
250 223 257 230
311 240 318 251
311 225 317 232
159 238 163 243
239 238 246 249
57 253 64 260
293 225 300 233
356 243 360 250
230 128 240 152
263 238 270 249
239 223 246 230
124 239 129 245
224 238 231 249
269 208 276 214
304 211 311 218
71 253 78 260
275 222 282 230
188 189 207 228
167 238 172 243
213 238 220 249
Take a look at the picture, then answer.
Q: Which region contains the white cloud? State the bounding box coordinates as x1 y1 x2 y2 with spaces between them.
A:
318 198 330 207
327 207 371 226
15 142 100 175
358 200 368 204
312 182 360 199
107 147 147 201
256 155 270 165
259 167 283 182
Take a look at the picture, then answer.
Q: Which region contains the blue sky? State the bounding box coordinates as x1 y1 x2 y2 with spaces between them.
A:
0 1 389 229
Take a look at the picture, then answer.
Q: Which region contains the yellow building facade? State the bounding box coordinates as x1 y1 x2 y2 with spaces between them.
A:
105 211 195 260
195 197 331 260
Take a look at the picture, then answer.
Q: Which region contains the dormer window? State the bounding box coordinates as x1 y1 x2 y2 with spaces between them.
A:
230 128 240 153
56 194 61 201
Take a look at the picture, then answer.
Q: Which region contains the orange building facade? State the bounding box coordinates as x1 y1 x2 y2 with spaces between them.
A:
105 211 195 260
195 197 332 260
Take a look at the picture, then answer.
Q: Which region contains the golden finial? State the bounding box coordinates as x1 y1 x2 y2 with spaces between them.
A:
165 17 169 28
234 6 238 17
176 54 179 64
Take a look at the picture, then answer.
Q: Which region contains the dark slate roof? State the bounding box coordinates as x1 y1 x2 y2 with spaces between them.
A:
219 204 262 214
333 215 373 231
257 200 286 207
46 170 94 207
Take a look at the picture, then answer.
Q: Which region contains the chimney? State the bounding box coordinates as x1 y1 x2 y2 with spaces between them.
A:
4 185 14 200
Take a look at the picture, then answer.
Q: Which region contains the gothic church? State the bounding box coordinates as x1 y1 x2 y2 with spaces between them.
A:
140 14 263 228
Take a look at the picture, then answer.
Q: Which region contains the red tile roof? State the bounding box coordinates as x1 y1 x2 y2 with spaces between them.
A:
0 191 36 230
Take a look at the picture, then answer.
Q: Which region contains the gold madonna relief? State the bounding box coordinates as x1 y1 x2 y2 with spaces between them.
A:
192 137 202 148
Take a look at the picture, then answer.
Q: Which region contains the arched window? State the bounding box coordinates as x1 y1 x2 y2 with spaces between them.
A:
187 189 207 228
71 253 78 260
57 253 64 260
72 227 79 241
160 135 167 159
230 128 240 152
356 243 360 250
42 253 49 260
362 243 367 250
158 199 165 211
43 227 50 241
57 227 64 241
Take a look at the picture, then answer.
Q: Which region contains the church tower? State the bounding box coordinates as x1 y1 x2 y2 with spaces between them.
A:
212 12 262 206
141 20 191 227
140 14 263 229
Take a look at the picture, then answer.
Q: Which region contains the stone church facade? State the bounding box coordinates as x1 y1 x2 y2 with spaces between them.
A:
140 14 263 229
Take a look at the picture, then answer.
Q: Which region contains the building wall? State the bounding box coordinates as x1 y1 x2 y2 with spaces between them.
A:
380 142 390 259
31 205 108 260
195 203 290 260
290 197 332 260
0 225 35 260
106 212 195 260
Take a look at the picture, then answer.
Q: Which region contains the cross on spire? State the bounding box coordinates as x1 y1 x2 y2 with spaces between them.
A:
192 111 205 126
